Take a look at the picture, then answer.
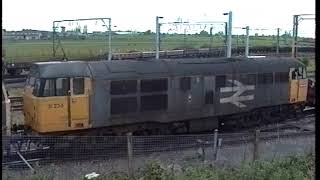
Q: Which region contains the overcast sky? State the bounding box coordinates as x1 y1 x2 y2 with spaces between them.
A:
2 0 315 37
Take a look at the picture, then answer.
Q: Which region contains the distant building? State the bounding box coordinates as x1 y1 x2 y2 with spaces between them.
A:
2 29 51 40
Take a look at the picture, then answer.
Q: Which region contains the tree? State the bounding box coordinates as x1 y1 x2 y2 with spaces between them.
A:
281 31 291 38
214 31 224 36
199 30 209 36
75 26 81 33
83 25 88 34
144 30 152 35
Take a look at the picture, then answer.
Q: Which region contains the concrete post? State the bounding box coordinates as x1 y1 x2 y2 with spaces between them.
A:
253 129 260 161
224 22 228 57
108 19 112 61
276 28 280 55
213 129 218 160
245 26 250 57
155 16 162 59
227 11 233 58
127 132 134 178
216 138 222 161
52 22 56 57
291 15 299 58
210 27 213 50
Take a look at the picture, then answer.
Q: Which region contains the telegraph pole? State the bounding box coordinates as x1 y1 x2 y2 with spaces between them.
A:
291 15 299 58
245 26 250 57
224 22 228 57
276 28 280 55
291 14 315 58
156 16 163 59
52 22 56 57
108 19 112 61
224 11 233 58
210 27 213 49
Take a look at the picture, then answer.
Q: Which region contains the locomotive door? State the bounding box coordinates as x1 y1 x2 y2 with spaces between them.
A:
186 76 203 111
69 77 91 129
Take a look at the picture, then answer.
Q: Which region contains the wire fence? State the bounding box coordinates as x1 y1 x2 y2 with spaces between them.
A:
2 130 314 180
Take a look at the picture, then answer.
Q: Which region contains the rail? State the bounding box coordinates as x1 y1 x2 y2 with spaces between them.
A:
9 96 23 111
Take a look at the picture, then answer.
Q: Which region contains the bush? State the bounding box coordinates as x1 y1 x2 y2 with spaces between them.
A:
300 57 309 67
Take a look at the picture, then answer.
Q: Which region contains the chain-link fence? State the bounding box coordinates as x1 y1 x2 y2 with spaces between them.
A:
2 130 314 180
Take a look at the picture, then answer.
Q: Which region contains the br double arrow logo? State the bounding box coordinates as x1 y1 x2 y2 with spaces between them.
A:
219 80 255 108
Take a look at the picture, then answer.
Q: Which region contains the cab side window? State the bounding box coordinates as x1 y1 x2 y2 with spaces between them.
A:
291 69 298 80
73 77 85 95
32 78 41 96
291 68 304 80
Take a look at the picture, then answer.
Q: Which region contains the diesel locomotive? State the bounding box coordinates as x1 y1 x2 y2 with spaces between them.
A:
22 57 309 135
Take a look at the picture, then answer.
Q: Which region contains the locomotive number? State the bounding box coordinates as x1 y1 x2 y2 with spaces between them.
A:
48 103 64 109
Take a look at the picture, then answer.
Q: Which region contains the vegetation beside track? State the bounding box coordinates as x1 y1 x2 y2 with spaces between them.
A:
3 153 314 180
3 34 313 62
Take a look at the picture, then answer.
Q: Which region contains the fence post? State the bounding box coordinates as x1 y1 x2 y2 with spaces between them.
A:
213 129 218 160
127 132 134 179
216 138 222 161
253 129 260 161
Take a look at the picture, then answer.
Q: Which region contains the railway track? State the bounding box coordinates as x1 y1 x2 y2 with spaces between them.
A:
2 47 314 78
9 96 23 111
3 74 27 85
2 108 314 168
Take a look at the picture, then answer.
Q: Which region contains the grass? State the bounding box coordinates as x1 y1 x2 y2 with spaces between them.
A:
7 88 24 97
2 34 300 62
298 57 315 72
2 153 314 180
101 153 314 180
307 59 315 72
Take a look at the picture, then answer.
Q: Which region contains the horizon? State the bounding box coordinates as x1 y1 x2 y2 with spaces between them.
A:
2 0 315 38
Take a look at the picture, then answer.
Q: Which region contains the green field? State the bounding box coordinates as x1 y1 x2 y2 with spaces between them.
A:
2 34 296 62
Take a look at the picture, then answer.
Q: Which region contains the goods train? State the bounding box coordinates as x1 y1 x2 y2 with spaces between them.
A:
21 56 310 135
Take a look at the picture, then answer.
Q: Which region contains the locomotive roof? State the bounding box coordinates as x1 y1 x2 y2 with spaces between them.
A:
29 57 304 79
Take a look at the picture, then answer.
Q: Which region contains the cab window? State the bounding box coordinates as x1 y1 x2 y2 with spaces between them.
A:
34 78 70 97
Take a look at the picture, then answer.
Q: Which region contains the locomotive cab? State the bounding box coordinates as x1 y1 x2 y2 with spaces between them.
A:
289 67 308 104
23 68 92 133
